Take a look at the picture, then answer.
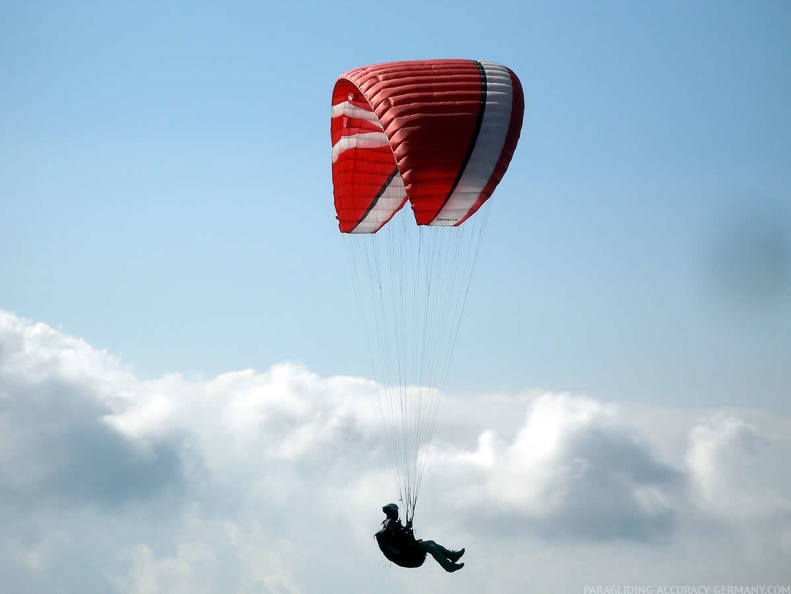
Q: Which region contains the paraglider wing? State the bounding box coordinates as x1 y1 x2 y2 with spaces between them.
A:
332 59 524 231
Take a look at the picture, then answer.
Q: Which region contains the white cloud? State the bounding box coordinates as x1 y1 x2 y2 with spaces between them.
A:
427 393 680 541
1 310 790 593
685 413 791 562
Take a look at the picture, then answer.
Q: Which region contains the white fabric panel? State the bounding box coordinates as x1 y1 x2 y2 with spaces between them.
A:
351 173 407 234
330 101 380 123
431 61 514 225
331 131 389 163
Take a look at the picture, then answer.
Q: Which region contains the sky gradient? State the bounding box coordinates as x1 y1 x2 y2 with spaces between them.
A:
1 1 790 592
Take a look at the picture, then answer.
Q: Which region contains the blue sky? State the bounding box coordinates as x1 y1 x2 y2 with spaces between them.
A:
1 2 790 592
2 0 789 408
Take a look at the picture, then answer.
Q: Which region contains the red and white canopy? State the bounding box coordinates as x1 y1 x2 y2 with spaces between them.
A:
331 59 524 233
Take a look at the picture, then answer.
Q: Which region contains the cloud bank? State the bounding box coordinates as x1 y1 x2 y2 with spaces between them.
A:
1 310 789 593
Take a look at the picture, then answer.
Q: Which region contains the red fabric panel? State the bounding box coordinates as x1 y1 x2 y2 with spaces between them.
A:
342 60 484 226
331 79 399 233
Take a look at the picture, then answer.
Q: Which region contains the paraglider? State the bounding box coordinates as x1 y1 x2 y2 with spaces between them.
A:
375 503 465 572
330 59 524 547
